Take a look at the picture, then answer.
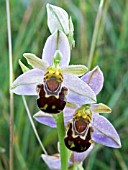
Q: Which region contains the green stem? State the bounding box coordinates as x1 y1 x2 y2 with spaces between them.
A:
54 112 68 170
69 163 84 170
6 0 14 169
87 0 105 70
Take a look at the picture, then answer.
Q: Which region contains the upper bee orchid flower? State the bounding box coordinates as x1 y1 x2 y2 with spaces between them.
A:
11 31 96 114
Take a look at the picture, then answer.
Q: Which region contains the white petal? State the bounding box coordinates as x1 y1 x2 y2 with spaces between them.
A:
42 31 70 66
81 66 104 95
41 154 61 170
92 114 121 148
66 91 96 106
41 154 72 170
63 107 76 125
34 108 74 128
11 69 44 95
63 74 96 102
47 4 69 34
33 111 56 128
70 143 95 163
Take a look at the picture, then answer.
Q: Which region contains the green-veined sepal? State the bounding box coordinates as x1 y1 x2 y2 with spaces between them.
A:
23 53 49 70
19 59 29 73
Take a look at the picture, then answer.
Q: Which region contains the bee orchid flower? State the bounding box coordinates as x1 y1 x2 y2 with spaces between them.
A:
41 143 94 170
11 30 96 114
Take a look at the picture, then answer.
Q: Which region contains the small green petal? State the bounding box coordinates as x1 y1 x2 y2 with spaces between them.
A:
62 65 88 76
91 103 112 113
23 53 49 70
19 59 29 73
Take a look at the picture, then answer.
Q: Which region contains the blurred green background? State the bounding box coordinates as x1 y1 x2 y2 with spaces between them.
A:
0 0 128 169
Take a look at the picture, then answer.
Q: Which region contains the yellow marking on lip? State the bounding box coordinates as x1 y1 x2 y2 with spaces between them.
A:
68 141 75 148
73 106 92 123
40 104 48 110
44 67 63 82
52 105 56 109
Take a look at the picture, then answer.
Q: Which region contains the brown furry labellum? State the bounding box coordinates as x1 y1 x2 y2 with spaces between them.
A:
36 75 68 114
64 117 93 152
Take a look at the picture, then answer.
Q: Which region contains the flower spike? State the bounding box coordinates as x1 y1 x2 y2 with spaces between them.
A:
11 4 122 170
